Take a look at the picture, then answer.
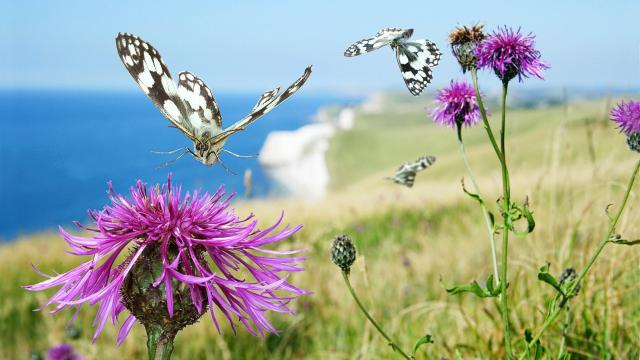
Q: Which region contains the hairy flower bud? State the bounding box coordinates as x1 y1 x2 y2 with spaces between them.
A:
331 235 357 274
449 24 486 73
627 133 640 153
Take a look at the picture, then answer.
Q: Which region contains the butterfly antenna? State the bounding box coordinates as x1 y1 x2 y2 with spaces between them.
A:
156 149 189 169
222 149 257 158
151 147 189 155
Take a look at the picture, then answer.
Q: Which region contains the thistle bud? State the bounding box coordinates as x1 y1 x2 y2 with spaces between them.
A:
449 24 486 73
627 133 640 153
559 267 580 295
331 235 357 274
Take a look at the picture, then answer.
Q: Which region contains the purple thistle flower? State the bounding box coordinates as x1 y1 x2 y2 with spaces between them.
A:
47 343 85 360
431 80 485 128
26 175 308 345
475 26 549 83
610 100 640 136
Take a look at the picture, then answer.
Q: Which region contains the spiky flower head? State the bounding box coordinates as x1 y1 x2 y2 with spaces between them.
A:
475 26 549 84
47 344 85 360
613 100 640 135
331 235 357 274
431 80 486 129
449 24 486 73
26 175 308 344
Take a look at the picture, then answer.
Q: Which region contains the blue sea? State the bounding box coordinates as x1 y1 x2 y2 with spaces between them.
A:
0 90 357 241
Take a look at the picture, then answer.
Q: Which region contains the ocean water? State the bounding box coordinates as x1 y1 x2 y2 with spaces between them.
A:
0 90 356 240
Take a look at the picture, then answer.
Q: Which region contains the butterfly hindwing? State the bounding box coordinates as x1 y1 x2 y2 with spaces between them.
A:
344 28 409 57
177 71 223 135
395 40 441 96
388 155 436 187
115 33 195 139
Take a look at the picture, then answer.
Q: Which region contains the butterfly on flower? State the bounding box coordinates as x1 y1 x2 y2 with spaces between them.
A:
386 155 436 187
115 33 312 168
344 28 441 96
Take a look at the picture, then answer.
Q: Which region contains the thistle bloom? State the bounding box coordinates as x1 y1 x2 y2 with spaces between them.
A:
431 80 484 128
47 344 85 360
26 175 308 345
611 100 640 136
475 26 549 83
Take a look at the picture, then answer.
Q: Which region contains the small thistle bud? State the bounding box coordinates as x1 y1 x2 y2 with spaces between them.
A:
559 267 580 295
449 24 486 73
331 235 357 274
626 133 640 153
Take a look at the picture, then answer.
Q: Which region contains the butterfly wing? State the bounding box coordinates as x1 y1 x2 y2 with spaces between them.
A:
214 66 312 142
115 33 196 139
388 156 436 187
395 39 442 96
177 71 223 137
344 28 409 57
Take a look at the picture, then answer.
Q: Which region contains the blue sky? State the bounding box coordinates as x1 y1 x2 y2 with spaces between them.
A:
1 0 639 93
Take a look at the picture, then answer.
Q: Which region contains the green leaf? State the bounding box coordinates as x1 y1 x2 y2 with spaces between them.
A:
461 179 484 204
411 334 434 355
446 274 501 298
522 329 546 360
454 350 464 360
509 198 536 237
609 238 640 246
537 263 565 296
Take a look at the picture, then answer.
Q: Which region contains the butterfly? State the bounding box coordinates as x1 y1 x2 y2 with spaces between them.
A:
115 32 312 168
344 28 441 96
386 155 436 187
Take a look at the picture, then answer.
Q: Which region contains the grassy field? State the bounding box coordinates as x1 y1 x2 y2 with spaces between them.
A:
2 94 640 359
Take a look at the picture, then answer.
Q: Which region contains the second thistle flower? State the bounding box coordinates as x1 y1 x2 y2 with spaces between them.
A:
449 24 487 73
431 80 485 128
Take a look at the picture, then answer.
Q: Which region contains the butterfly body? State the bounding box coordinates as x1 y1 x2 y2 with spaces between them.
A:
115 33 312 166
344 28 441 96
387 155 436 187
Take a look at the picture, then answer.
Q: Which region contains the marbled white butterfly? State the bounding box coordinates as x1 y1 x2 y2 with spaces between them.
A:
344 28 441 96
116 33 312 167
386 155 436 187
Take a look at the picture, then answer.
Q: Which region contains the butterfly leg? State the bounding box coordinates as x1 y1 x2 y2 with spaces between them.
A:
221 149 257 158
156 149 190 169
212 152 237 176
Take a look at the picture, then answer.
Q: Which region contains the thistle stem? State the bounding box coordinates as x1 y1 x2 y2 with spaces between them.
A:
518 158 640 359
457 125 500 283
341 272 412 359
146 325 175 360
498 81 513 358
470 69 514 357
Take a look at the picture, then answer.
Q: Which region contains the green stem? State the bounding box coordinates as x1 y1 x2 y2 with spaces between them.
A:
146 325 175 360
519 158 640 359
457 125 500 283
498 81 513 358
341 272 412 359
470 69 514 357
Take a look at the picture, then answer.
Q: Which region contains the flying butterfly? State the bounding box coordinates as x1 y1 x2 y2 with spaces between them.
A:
115 32 312 168
386 155 436 187
344 28 441 96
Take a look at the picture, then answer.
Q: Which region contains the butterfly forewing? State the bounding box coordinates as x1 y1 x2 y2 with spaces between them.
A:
115 33 195 139
221 66 313 136
344 28 408 57
177 71 223 135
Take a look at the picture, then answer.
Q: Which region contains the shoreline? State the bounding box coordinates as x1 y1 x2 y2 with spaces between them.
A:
258 93 384 199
